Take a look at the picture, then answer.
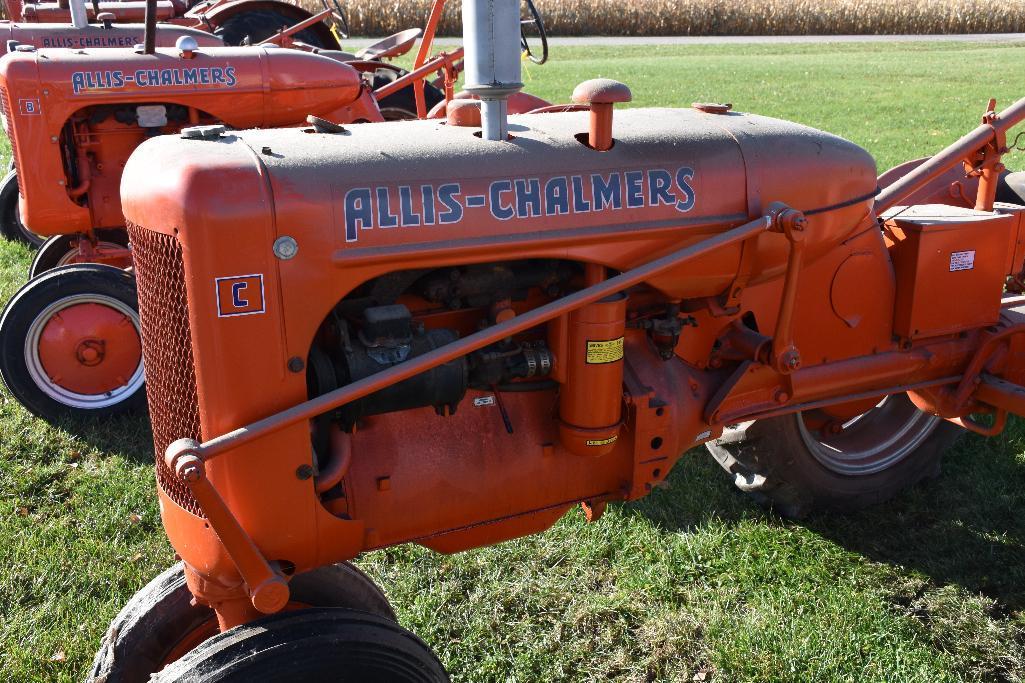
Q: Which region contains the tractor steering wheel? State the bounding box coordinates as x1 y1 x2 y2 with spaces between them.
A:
520 0 548 65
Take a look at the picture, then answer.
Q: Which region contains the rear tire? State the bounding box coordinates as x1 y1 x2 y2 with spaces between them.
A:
152 608 449 683
29 230 130 278
0 170 43 247
706 395 961 517
213 8 338 48
89 562 398 683
0 263 146 422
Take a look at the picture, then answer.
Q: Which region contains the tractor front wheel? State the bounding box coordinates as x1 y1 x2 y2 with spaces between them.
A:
89 562 399 683
705 394 961 517
30 230 131 278
0 170 43 247
0 263 146 422
152 608 449 682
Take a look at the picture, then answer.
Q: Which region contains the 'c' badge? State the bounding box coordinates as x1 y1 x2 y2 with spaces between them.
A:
215 274 265 317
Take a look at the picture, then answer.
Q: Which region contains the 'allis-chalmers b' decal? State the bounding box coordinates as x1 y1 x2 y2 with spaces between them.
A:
72 66 238 94
342 167 697 243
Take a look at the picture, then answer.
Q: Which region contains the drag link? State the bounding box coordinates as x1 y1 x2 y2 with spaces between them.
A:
165 438 291 615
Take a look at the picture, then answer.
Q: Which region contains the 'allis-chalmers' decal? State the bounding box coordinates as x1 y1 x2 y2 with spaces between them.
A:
343 167 696 243
42 35 141 49
72 66 238 94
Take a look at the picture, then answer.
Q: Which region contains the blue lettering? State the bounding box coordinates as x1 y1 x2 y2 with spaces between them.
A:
515 178 542 218
211 68 225 85
489 180 514 220
398 186 420 226
675 167 696 212
437 184 462 224
231 282 248 308
571 175 591 213
146 69 159 85
112 71 125 88
200 68 210 85
591 173 622 210
343 188 373 242
376 187 398 228
225 66 237 87
421 185 436 225
72 72 85 94
184 68 198 85
647 169 675 207
544 177 569 216
624 170 645 208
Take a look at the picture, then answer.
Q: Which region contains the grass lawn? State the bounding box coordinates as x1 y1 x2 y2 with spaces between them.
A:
3 40 1025 682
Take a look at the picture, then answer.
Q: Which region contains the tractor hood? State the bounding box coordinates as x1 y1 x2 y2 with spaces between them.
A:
122 107 878 297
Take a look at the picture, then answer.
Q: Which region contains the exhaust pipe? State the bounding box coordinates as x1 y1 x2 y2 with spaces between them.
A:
462 0 523 141
69 0 88 28
144 0 156 54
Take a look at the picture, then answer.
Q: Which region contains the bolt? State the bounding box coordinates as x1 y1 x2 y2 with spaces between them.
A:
180 465 201 483
773 389 790 404
261 146 273 155
272 236 298 260
287 356 304 373
295 464 314 480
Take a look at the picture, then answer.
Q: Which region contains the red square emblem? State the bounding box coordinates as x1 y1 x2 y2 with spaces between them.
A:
215 274 265 317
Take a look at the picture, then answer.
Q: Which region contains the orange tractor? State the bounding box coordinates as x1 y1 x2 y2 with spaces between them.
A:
0 0 550 425
78 0 1025 679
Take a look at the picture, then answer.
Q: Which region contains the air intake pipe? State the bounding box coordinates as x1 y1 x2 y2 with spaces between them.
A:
462 0 523 141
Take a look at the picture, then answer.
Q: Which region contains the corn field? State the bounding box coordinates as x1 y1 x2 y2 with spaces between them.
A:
328 0 1025 37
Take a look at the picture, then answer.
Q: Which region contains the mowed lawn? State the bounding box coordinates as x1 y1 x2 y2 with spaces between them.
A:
3 41 1025 682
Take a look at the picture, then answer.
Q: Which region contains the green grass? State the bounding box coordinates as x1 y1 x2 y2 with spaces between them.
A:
4 41 1025 682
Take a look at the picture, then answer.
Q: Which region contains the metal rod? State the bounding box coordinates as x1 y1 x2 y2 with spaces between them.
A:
143 0 156 54
191 211 779 462
373 47 464 102
411 0 447 117
876 96 1025 215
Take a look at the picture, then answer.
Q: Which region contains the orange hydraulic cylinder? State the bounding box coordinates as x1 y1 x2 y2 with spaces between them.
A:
558 292 627 456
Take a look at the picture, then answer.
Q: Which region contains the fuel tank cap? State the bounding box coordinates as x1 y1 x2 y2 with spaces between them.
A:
692 102 733 114
181 125 227 140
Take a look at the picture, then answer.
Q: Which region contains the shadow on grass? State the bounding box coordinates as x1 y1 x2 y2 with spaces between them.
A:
625 420 1025 614
59 412 155 466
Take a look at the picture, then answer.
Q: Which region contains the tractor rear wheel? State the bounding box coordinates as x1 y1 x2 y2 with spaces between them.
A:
151 608 449 683
0 263 146 422
30 230 131 278
89 562 397 683
0 170 43 247
213 8 336 48
705 394 961 517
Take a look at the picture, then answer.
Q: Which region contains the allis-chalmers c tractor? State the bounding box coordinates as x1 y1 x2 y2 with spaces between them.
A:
60 0 1025 679
0 0 549 426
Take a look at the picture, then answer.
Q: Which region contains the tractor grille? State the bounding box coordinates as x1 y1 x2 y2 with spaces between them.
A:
128 222 202 516
0 87 22 193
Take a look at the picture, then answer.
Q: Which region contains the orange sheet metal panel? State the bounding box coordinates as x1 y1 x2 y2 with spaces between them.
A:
886 204 1013 339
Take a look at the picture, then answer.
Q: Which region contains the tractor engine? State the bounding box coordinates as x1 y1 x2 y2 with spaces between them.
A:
121 103 889 582
0 44 373 237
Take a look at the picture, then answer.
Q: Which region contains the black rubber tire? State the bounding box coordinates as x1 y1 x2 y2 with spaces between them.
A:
152 608 449 683
89 562 397 683
29 229 129 278
998 170 1025 205
213 8 337 48
705 399 962 518
371 69 445 121
0 170 43 247
0 263 146 422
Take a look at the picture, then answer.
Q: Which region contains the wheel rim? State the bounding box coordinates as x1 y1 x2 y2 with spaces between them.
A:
797 395 941 476
25 294 144 409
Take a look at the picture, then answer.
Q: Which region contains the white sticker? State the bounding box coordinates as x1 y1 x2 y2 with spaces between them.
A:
473 396 496 407
950 250 975 272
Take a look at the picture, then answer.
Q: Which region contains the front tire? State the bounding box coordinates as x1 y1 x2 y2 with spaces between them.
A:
706 394 961 517
213 8 338 48
29 230 131 278
89 562 398 683
152 608 449 683
0 170 43 247
371 68 445 121
0 263 146 422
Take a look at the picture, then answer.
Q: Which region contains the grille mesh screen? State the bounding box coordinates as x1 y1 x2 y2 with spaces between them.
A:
0 87 22 194
128 222 202 515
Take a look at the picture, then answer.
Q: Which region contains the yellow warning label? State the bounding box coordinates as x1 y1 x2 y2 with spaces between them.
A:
586 435 618 447
585 337 624 364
